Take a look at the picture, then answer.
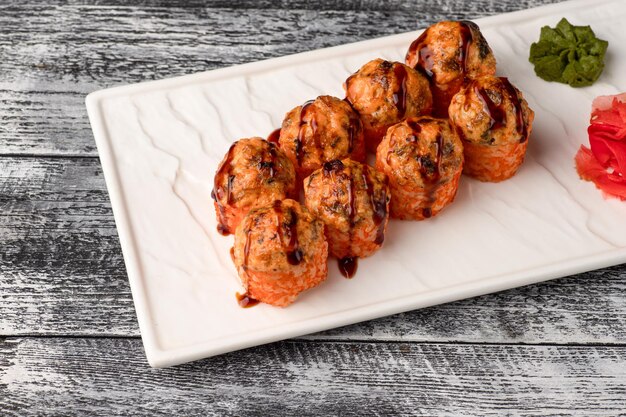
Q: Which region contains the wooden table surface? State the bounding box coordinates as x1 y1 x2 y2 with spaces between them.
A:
1 0 626 415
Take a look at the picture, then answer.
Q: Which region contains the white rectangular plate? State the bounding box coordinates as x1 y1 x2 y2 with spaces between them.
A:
87 0 626 367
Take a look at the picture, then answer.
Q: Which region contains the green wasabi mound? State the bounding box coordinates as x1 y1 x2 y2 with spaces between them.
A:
529 18 608 87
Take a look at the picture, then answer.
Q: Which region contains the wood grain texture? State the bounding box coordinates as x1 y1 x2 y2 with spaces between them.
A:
1 0 625 413
1 337 625 416
0 157 137 335
38 0 564 11
2 156 625 343
0 1 560 155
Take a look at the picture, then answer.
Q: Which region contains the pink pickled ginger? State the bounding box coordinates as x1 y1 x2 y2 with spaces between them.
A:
575 93 626 200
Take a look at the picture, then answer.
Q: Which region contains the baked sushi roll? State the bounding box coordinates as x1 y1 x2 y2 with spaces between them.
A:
212 137 297 235
405 21 496 117
303 159 390 278
277 95 365 182
344 59 432 152
448 76 534 182
376 116 463 220
232 199 328 307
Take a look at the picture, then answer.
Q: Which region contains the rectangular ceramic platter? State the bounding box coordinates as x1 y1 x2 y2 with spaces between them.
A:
86 0 626 367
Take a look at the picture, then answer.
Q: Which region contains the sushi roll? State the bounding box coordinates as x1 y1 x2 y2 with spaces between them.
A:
405 21 496 117
277 95 365 182
344 59 432 152
448 76 534 182
303 159 390 278
232 199 328 307
212 137 297 235
376 116 463 220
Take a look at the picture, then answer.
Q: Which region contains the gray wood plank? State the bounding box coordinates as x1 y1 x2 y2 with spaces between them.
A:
0 157 138 335
1 337 625 416
1 0 623 412
0 1 558 155
2 156 625 343
45 0 563 11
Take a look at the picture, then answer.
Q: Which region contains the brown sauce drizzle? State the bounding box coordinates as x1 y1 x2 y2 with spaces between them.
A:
236 292 259 308
386 121 420 165
474 84 505 131
342 99 361 154
296 100 317 165
323 160 388 277
347 114 359 154
322 159 344 175
500 77 528 142
338 257 358 279
406 21 475 82
432 133 443 182
407 119 443 182
426 126 446 217
454 124 467 142
407 118 422 135
212 142 237 235
348 176 356 227
323 160 355 229
423 130 444 217
341 172 357 279
391 63 409 117
258 143 278 178
243 225 252 270
458 21 474 75
323 160 361 278
273 200 303 266
474 77 527 142
322 159 356 229
267 128 281 144
362 170 388 246
406 30 433 78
